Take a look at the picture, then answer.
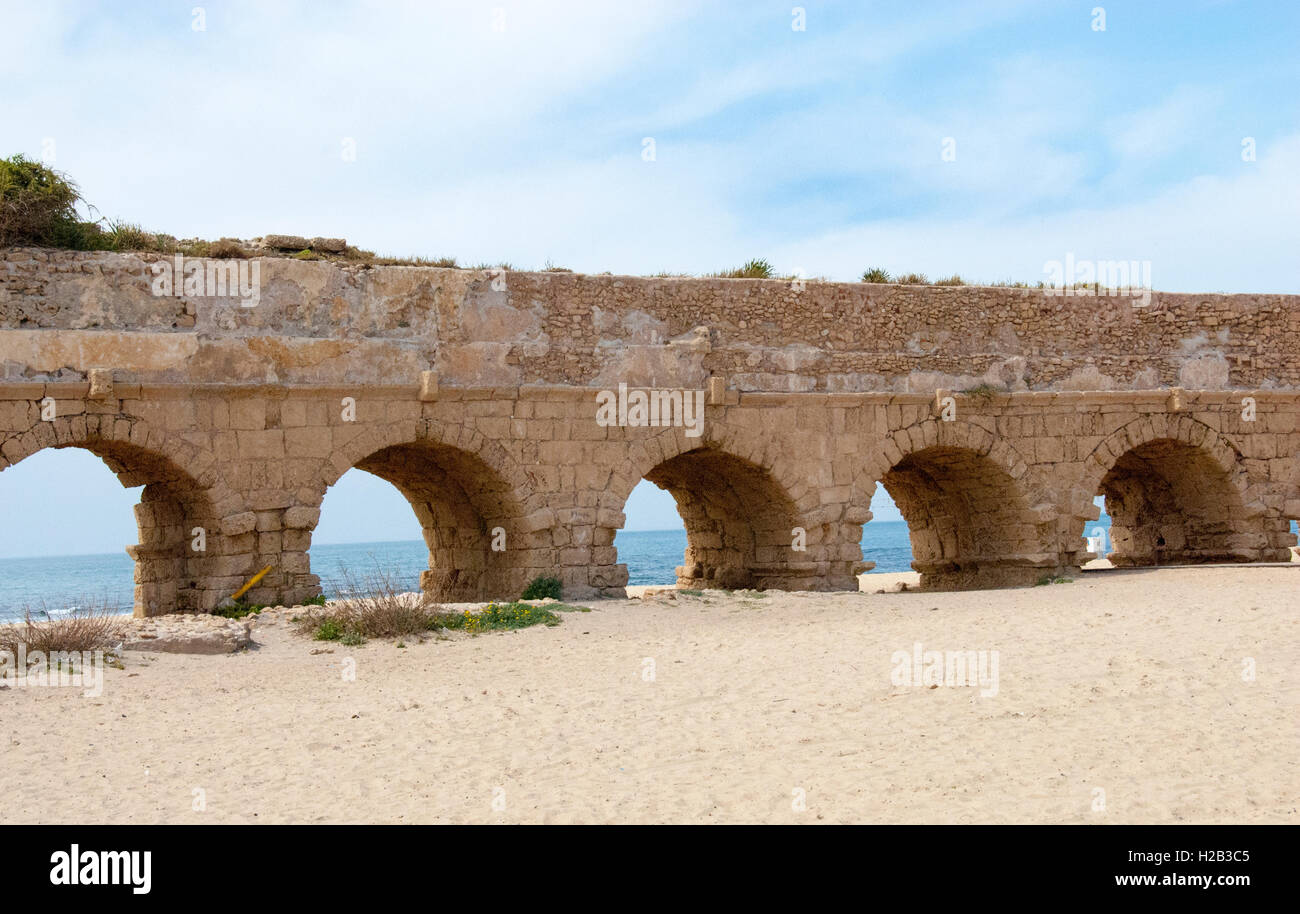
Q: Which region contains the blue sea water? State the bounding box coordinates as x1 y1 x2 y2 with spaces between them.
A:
0 520 1118 621
0 551 137 621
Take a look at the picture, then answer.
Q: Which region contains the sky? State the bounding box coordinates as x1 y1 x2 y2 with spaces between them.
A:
1 0 1296 556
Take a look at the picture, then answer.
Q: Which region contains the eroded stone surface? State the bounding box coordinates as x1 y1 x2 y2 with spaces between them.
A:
123 615 252 654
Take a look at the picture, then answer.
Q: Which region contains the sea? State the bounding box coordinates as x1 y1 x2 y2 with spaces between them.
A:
0 520 1114 621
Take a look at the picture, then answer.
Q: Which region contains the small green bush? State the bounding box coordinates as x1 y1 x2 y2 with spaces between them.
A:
433 602 560 632
96 222 170 252
0 154 83 247
716 258 774 279
520 575 562 601
1034 575 1074 586
314 618 345 641
214 602 266 619
861 267 891 283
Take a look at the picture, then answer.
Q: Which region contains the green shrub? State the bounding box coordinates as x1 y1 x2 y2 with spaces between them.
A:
1034 575 1074 586
716 258 774 279
99 222 169 252
0 154 84 246
861 267 891 283
297 565 435 641
214 601 266 619
314 618 345 641
520 575 562 601
294 566 562 642
432 602 560 632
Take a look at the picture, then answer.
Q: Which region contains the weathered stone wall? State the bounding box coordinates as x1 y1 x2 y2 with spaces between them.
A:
4 248 1299 391
1 248 1297 614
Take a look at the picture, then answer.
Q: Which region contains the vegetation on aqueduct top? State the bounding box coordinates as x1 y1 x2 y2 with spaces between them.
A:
1 153 1088 287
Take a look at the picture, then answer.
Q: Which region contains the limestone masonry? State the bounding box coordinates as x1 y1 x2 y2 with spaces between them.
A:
2 247 1297 613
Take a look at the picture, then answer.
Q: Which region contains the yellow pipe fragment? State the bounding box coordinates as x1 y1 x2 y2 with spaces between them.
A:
230 565 273 602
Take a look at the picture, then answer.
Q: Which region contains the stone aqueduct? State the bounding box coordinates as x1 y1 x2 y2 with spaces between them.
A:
2 248 1298 615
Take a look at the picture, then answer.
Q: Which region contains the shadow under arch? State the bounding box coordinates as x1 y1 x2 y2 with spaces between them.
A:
604 426 831 591
858 420 1061 590
1 434 223 615
314 437 533 602
643 447 804 589
1078 418 1288 566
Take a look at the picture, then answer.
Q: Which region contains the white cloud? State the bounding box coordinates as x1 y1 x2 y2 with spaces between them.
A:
770 133 1300 291
1 1 1293 290
1106 86 1224 162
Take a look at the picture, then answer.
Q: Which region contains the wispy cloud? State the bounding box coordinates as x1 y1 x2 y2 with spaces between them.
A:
1 0 1294 290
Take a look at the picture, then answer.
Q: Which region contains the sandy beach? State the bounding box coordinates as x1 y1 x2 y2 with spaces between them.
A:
3 564 1297 824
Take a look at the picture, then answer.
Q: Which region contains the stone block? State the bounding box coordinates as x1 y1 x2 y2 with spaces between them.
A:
419 370 439 401
283 505 321 529
263 234 309 250
219 512 258 536
87 367 114 400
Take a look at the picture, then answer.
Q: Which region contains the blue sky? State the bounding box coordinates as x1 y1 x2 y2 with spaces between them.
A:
2 0 1296 555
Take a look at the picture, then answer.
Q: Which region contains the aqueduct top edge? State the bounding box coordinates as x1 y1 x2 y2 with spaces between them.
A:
3 247 1297 393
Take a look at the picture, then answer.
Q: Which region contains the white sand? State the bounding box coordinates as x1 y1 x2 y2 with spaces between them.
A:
3 564 1297 824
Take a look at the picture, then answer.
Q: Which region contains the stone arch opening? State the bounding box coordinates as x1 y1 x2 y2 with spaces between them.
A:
311 467 427 599
315 441 529 602
1 440 220 616
1095 438 1264 566
636 447 804 590
616 479 687 587
875 445 1049 590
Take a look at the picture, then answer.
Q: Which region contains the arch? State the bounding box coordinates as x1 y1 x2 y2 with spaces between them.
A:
319 417 533 501
1076 416 1286 566
856 419 1061 590
0 412 244 615
308 418 536 602
602 425 844 591
856 418 1034 496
